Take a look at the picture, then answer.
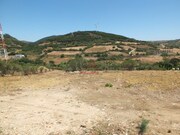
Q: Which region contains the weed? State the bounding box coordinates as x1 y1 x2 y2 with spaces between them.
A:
138 119 149 135
105 83 113 87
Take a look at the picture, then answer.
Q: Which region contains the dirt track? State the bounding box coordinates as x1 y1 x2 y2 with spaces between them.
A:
0 71 180 135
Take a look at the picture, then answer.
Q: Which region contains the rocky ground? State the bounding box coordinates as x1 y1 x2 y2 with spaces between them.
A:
0 71 180 135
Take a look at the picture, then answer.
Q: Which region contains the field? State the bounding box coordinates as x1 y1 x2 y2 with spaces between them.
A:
62 46 87 51
84 45 121 53
0 71 180 135
47 51 82 56
133 55 163 63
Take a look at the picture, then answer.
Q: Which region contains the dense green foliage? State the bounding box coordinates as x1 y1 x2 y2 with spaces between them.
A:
0 58 46 76
58 57 180 71
4 34 27 47
158 58 180 70
58 56 87 71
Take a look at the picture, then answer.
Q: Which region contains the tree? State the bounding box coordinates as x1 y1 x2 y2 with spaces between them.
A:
66 56 87 71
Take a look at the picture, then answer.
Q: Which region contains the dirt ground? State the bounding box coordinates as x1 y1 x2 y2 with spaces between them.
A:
0 71 180 135
47 51 81 56
84 45 121 53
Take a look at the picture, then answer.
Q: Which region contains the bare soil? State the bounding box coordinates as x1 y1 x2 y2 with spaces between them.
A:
47 51 81 56
133 55 163 63
0 71 180 135
84 45 121 53
62 46 87 51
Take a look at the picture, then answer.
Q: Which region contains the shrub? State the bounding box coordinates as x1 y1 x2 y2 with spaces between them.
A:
66 56 87 71
161 52 168 56
121 59 137 70
23 65 31 75
0 58 46 76
60 54 65 58
138 119 149 135
105 83 113 87
39 66 44 73
96 61 121 70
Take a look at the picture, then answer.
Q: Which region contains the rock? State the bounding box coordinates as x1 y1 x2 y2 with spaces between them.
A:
80 125 86 128
167 130 171 133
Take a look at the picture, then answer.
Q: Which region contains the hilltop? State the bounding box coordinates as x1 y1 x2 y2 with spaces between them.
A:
35 31 137 46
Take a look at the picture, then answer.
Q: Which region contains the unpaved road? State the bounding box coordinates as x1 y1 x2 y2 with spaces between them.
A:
0 71 180 135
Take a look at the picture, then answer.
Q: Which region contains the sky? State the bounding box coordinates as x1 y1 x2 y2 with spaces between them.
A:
1 0 180 41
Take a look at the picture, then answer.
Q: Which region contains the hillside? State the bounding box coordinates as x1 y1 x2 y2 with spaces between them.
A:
0 34 28 55
4 34 27 47
156 39 180 48
18 31 152 61
35 31 137 46
2 31 180 66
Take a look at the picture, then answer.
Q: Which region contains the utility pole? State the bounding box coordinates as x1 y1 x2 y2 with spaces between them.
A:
0 23 8 60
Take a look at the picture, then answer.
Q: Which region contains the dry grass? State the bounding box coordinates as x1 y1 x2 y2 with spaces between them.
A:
120 45 135 50
62 46 87 50
0 71 180 135
107 51 129 56
84 45 121 53
43 56 73 64
133 55 163 63
47 51 81 56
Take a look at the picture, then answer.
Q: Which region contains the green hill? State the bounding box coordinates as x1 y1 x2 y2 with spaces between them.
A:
2 31 180 67
35 31 137 46
4 34 27 47
163 39 180 48
2 31 154 58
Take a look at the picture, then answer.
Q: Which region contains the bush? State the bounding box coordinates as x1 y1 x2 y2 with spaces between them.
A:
138 119 149 135
105 83 113 87
60 54 65 58
66 56 87 71
161 52 168 56
0 58 47 76
121 59 137 70
96 61 121 70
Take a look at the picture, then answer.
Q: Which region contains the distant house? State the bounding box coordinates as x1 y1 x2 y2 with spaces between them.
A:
14 54 25 59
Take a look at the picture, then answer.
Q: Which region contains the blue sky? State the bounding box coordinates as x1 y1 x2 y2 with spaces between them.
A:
1 0 180 41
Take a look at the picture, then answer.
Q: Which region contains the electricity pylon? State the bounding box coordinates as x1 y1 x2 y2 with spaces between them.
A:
0 23 8 60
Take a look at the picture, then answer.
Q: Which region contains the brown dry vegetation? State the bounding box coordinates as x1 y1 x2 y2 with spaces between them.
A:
120 45 135 50
0 71 180 135
108 51 127 56
131 44 152 49
84 45 121 53
133 55 163 63
62 46 87 51
43 56 73 64
47 51 82 56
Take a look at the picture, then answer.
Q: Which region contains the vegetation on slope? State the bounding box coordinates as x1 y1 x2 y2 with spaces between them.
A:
4 34 27 47
1 31 180 73
35 31 137 45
